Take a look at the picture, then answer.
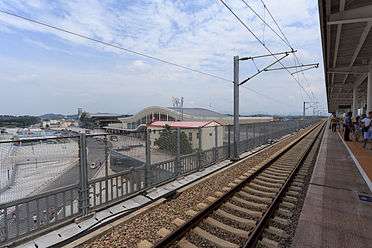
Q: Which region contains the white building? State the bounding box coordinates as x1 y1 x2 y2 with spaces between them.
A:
148 121 224 151
105 106 273 133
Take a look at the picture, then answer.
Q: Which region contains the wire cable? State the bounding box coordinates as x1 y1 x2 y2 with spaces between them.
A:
0 9 231 83
0 8 295 109
218 0 311 100
259 0 318 102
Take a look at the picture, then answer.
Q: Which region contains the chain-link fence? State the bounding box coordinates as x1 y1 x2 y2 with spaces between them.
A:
0 118 320 245
0 136 80 244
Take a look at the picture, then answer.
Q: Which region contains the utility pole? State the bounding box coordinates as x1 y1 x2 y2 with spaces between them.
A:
303 102 306 117
303 101 318 116
232 56 240 161
230 51 317 161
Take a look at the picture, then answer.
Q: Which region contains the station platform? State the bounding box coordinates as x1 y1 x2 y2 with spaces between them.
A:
292 127 372 248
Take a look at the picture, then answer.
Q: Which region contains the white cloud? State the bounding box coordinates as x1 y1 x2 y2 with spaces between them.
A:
0 0 326 115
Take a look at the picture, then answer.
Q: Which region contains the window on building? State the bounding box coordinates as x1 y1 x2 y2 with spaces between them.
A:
189 132 192 142
209 133 212 136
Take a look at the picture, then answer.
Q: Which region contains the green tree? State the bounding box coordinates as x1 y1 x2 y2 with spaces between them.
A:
154 126 193 155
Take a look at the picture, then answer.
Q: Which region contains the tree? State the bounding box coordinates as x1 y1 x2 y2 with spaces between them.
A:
154 126 193 155
79 112 96 129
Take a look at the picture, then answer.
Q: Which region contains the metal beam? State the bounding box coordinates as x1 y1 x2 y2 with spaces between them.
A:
331 0 345 92
354 73 368 88
328 4 372 25
326 0 331 68
342 22 372 84
329 65 371 74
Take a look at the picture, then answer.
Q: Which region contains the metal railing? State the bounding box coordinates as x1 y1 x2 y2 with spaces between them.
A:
0 117 320 245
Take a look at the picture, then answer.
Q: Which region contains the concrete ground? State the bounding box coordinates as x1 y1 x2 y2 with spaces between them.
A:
291 127 372 248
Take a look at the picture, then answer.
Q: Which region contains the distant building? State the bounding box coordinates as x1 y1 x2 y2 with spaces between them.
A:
104 106 273 133
88 113 130 128
78 108 83 119
148 121 223 151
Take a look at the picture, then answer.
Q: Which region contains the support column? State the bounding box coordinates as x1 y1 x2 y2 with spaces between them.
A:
352 86 358 117
232 56 240 161
367 71 372 113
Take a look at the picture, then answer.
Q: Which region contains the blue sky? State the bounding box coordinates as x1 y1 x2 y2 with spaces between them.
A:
0 0 326 116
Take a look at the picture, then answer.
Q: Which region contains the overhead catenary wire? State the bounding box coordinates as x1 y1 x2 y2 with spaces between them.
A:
258 0 318 103
218 0 311 100
0 8 294 109
0 9 231 83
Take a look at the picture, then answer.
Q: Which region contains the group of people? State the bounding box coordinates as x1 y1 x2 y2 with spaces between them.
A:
330 111 372 148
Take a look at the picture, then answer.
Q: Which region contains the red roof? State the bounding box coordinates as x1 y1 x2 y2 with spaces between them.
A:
148 121 221 128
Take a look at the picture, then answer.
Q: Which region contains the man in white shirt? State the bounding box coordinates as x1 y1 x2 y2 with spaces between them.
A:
361 111 372 148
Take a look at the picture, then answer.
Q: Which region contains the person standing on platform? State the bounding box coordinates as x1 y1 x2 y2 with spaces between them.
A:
354 115 361 141
362 112 372 148
330 113 338 133
343 112 352 141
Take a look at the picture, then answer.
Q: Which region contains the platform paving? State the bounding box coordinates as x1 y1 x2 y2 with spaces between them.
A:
292 127 372 248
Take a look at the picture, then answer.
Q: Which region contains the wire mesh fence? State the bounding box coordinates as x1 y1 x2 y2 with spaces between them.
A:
0 137 79 204
0 118 320 245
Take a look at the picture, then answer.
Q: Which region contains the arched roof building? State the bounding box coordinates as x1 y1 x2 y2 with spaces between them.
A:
105 106 273 132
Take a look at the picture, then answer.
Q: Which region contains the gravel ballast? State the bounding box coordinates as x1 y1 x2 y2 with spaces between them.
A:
81 127 314 248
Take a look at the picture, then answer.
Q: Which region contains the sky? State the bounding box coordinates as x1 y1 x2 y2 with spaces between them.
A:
0 0 327 116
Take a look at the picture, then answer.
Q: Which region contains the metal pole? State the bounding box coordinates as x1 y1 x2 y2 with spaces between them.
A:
79 133 89 216
303 102 306 117
198 127 202 170
232 55 240 161
227 125 231 158
176 127 181 176
145 129 151 187
104 135 109 204
214 126 218 162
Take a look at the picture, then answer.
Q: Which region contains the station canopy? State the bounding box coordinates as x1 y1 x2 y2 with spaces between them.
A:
319 0 372 112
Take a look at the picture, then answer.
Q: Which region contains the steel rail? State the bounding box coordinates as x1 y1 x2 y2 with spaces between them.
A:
153 121 325 248
243 121 325 247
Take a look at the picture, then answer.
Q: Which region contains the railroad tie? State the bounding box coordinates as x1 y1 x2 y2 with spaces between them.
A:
289 185 302 192
234 179 243 184
253 178 283 189
237 190 272 204
258 237 279 248
283 195 298 204
257 175 285 184
158 227 171 238
204 217 249 238
196 202 208 210
231 196 267 210
276 208 292 218
214 191 224 197
172 218 186 227
186 209 197 217
215 209 256 228
238 175 247 180
137 240 153 248
280 201 295 210
286 190 300 197
249 182 279 193
222 186 232 192
178 238 199 248
262 172 288 179
243 186 276 198
206 196 217 203
264 225 287 239
191 227 239 248
224 202 262 219
271 216 289 228
228 182 238 187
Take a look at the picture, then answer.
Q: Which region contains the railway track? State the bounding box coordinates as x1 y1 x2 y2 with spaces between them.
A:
141 121 325 248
